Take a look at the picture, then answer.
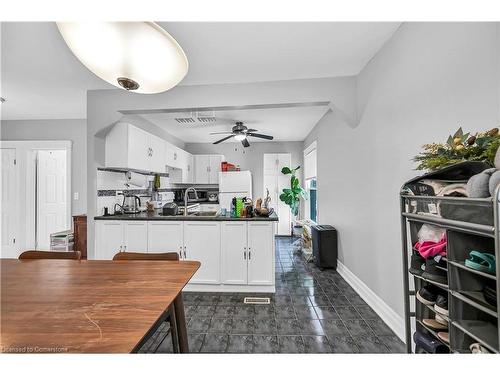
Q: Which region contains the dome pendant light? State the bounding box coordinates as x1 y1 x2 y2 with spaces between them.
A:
56 22 188 94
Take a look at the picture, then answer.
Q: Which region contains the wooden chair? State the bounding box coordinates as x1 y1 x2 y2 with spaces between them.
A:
19 250 82 260
112 251 180 353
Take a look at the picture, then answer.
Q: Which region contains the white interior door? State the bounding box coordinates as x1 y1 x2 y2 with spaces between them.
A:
36 150 68 249
1 149 19 258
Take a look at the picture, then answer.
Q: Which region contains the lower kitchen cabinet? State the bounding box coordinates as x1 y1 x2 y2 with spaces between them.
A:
183 222 221 284
95 221 124 260
221 221 275 286
247 222 275 285
147 221 183 256
221 222 248 284
95 219 275 289
122 221 148 252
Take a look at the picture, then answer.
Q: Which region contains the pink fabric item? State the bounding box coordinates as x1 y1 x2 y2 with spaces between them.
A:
414 234 447 259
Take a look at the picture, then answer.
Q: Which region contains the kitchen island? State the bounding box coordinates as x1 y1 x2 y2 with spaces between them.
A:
94 211 278 293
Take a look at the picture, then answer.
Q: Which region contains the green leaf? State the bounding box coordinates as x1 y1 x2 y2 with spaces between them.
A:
281 167 292 175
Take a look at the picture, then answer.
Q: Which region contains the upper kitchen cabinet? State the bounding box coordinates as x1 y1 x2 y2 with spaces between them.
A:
105 122 166 174
166 144 194 184
194 154 225 184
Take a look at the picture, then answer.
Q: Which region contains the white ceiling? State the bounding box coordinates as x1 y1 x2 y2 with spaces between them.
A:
0 22 400 120
140 104 330 143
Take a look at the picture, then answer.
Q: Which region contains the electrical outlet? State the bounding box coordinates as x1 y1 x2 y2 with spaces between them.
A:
116 190 123 196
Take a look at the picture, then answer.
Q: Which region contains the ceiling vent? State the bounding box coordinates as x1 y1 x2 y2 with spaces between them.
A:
175 111 217 125
175 117 196 124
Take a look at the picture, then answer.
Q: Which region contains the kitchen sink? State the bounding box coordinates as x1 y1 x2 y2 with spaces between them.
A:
188 211 219 217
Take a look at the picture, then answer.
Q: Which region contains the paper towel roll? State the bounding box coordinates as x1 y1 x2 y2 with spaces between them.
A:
125 171 146 187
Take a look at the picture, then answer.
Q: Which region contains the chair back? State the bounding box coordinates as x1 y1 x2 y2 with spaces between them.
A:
19 250 81 260
112 251 179 261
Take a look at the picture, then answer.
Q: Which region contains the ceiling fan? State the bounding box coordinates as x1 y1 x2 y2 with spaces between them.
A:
210 122 274 147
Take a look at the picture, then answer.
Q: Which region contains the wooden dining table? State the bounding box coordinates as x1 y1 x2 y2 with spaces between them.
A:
0 259 200 353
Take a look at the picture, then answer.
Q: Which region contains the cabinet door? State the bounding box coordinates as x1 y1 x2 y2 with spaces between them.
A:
194 155 210 184
165 141 175 167
95 221 123 260
149 134 166 173
122 221 148 252
247 222 274 285
128 125 150 171
221 222 248 284
147 221 183 257
209 155 223 183
185 153 194 183
183 221 221 284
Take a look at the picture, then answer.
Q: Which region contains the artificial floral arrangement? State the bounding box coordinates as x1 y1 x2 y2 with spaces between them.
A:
414 127 500 171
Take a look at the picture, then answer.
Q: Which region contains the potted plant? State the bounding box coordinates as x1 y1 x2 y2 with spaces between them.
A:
279 166 308 234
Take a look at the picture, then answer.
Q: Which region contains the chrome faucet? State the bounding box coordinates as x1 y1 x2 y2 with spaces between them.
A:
184 187 198 216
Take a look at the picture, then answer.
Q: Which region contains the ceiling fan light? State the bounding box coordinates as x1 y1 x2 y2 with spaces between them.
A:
234 134 247 141
56 22 188 94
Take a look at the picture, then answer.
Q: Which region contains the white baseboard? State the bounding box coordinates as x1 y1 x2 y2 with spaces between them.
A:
336 260 405 341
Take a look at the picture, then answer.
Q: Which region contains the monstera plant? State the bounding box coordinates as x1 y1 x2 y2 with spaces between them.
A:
279 166 307 217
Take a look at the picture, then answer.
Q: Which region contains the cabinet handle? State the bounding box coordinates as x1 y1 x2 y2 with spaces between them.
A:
124 245 127 251
151 148 153 156
119 245 122 252
183 246 186 259
248 249 251 260
179 248 182 259
174 152 177 160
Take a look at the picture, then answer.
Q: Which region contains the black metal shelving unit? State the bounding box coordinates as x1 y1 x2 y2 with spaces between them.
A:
400 191 500 354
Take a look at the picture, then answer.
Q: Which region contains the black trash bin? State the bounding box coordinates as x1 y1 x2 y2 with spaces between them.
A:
311 225 338 270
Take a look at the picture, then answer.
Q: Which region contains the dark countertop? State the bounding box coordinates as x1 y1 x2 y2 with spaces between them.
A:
94 210 278 222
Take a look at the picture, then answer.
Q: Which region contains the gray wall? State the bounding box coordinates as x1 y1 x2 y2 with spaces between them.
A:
1 119 87 214
186 141 304 200
304 22 500 322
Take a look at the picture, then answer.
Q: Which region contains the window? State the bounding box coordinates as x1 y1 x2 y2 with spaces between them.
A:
307 177 317 222
303 141 318 223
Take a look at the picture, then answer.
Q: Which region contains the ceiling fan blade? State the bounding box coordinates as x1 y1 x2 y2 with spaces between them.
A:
210 131 233 135
244 128 258 133
213 135 234 144
247 133 274 140
241 138 250 148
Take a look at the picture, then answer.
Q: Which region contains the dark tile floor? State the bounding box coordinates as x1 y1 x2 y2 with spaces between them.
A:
141 237 405 353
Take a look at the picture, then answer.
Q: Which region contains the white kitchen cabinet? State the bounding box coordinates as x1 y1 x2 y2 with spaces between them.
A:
263 153 292 235
95 220 124 260
221 222 248 284
194 155 210 183
168 146 194 184
147 221 184 256
105 122 166 174
122 221 148 252
183 221 221 284
247 222 275 285
193 154 225 184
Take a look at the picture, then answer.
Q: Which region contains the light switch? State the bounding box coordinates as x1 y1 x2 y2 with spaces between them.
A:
73 192 79 200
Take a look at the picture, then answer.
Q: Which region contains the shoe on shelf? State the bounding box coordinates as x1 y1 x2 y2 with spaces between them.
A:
413 331 448 354
409 253 425 276
437 332 449 344
421 258 448 285
416 286 438 305
435 313 447 325
422 318 448 330
470 343 491 354
483 285 497 308
434 294 449 316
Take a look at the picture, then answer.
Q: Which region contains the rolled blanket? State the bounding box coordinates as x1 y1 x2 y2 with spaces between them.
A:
466 168 500 198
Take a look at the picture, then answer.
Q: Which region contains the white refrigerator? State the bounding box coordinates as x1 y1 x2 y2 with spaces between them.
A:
218 171 252 210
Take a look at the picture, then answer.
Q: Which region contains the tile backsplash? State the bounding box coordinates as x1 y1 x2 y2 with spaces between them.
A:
96 170 172 215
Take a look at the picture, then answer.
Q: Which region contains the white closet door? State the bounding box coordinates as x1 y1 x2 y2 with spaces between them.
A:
276 154 292 235
37 150 68 249
1 149 19 258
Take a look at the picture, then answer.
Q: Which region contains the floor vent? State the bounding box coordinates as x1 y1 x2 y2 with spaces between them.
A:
243 297 271 305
